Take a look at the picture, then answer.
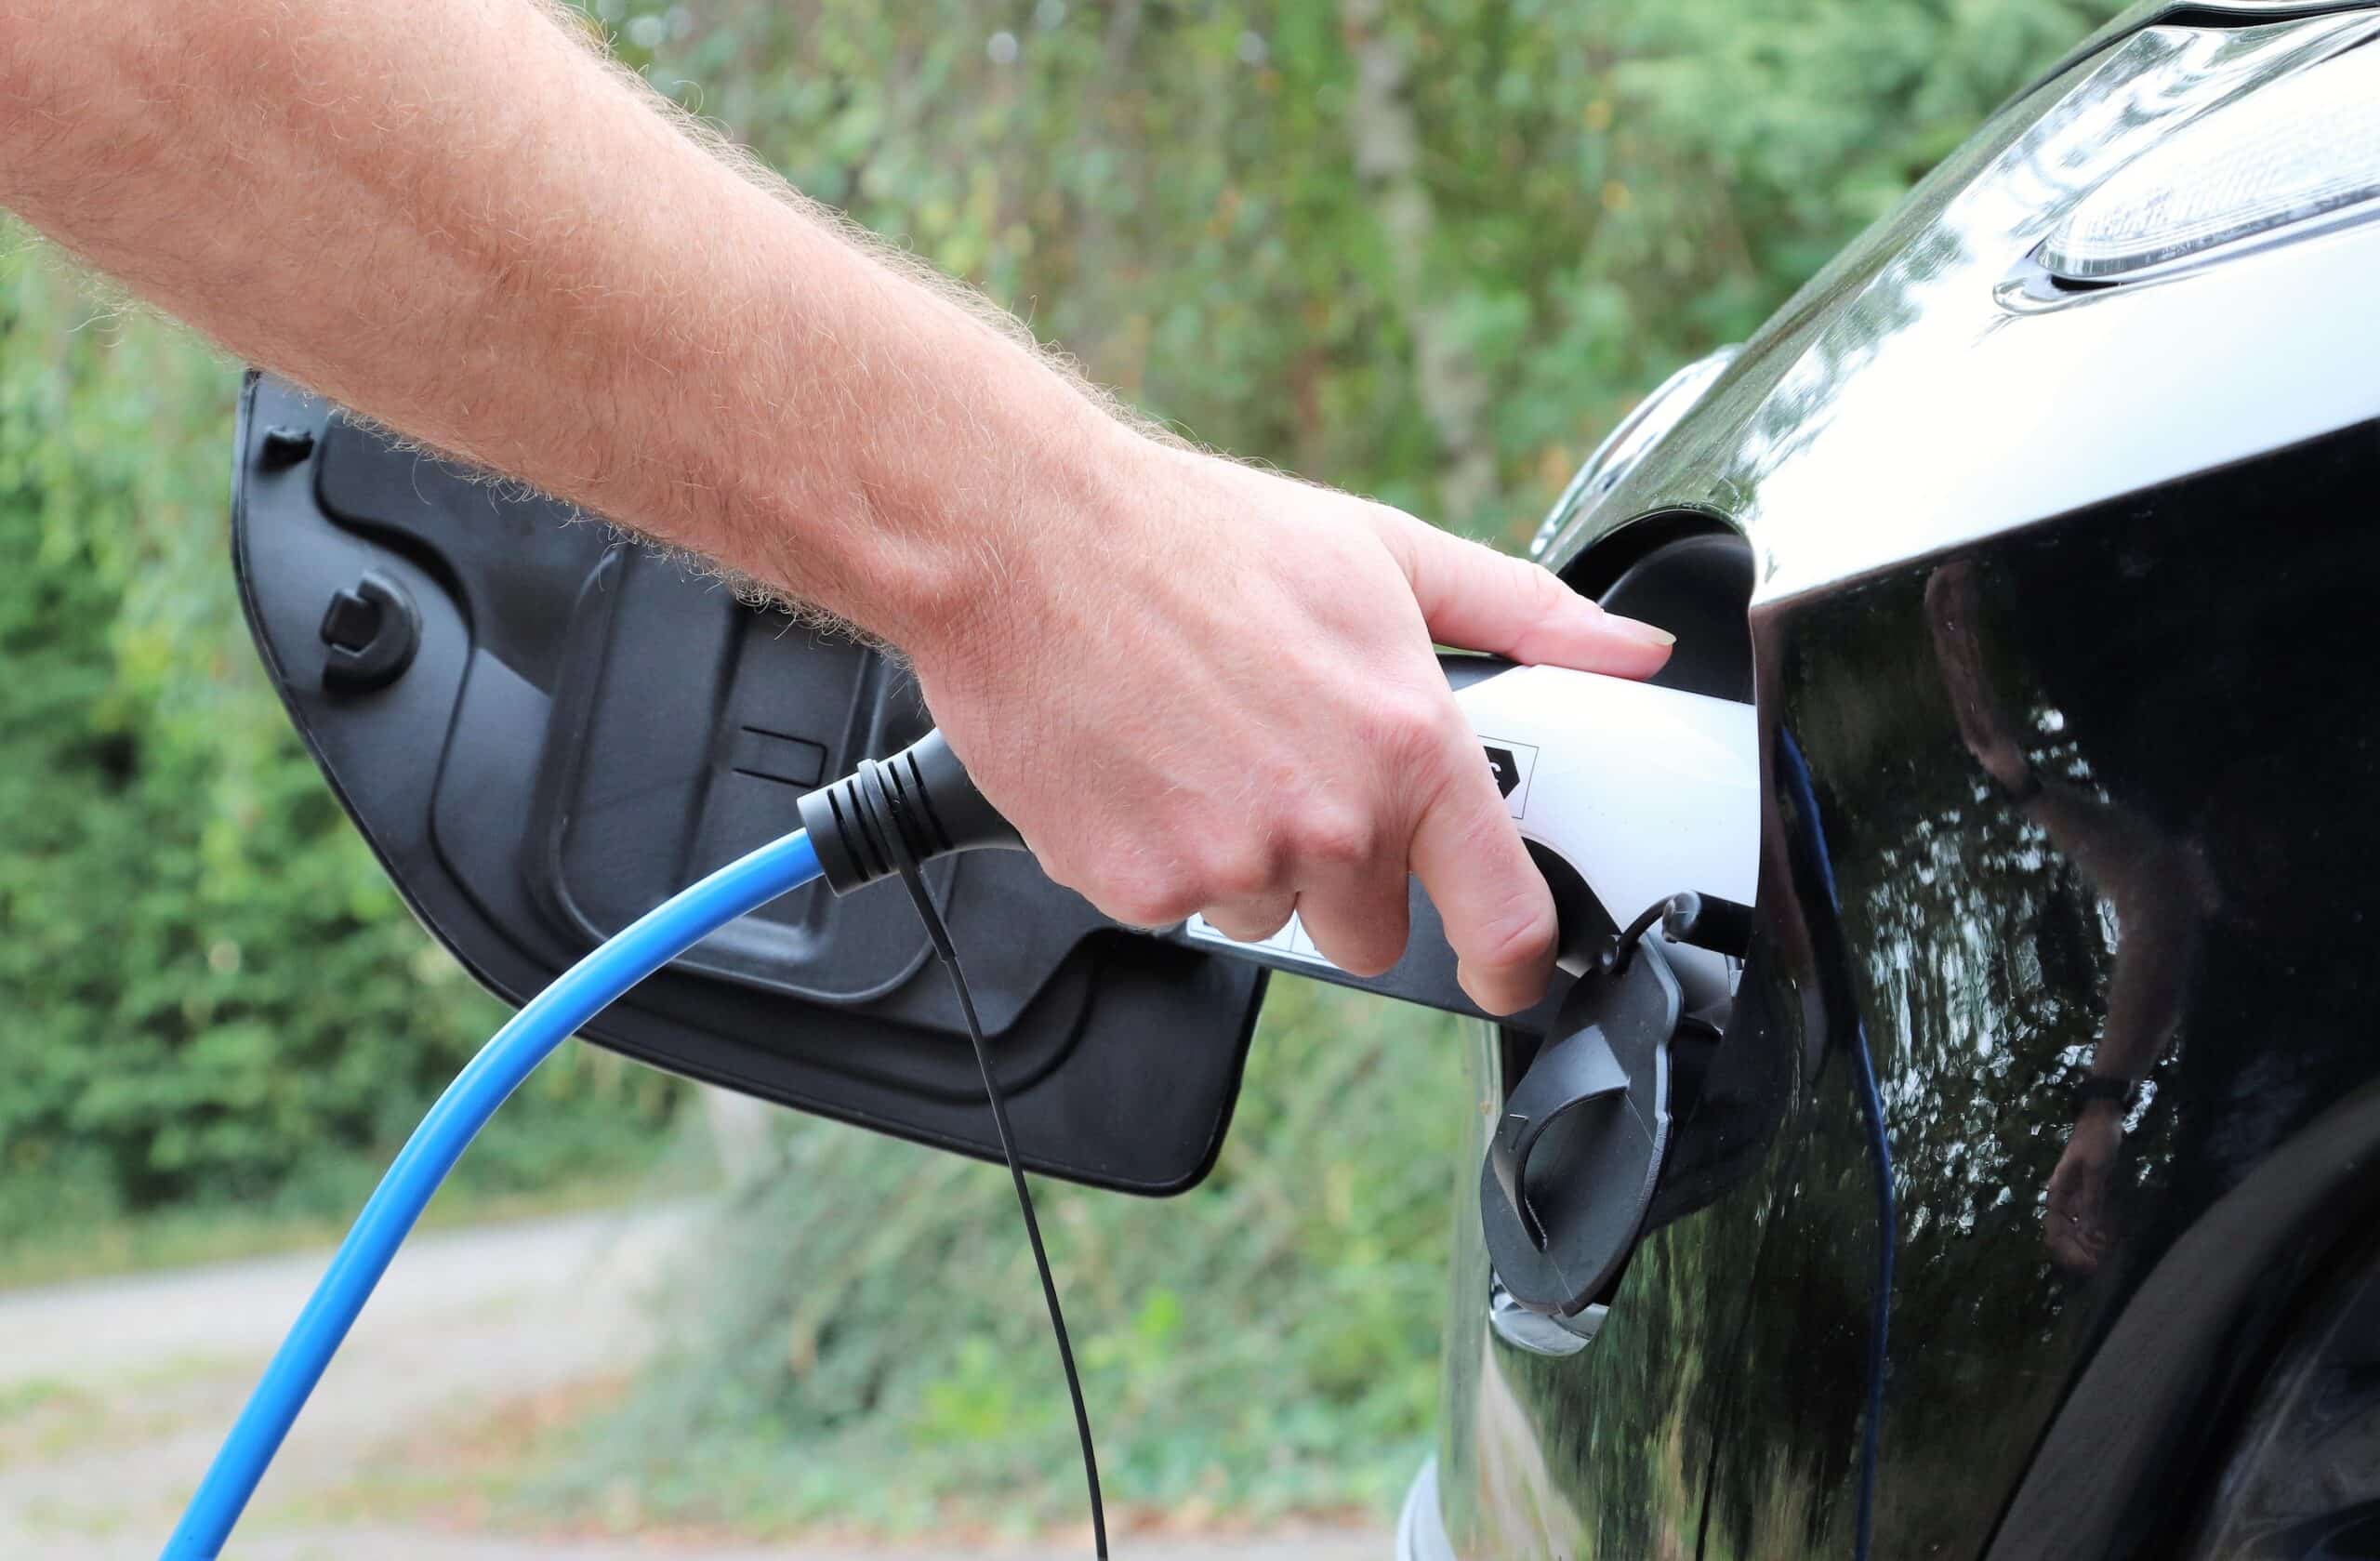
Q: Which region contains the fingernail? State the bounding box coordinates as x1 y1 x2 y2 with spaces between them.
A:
1610 615 1676 648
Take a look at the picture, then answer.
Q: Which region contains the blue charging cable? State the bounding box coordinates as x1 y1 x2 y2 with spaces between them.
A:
161 827 823 1561
1777 733 1896 1561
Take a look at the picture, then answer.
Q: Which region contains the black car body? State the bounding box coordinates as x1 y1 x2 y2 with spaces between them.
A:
1406 6 2380 1556
233 3 2380 1556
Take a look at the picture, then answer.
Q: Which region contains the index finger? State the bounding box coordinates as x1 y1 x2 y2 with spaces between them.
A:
1408 724 1559 1014
1376 511 1674 677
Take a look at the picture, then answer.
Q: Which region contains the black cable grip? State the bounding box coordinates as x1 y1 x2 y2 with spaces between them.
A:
796 729 1025 895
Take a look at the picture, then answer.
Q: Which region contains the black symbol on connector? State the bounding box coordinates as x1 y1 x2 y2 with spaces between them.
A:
1485 745 1522 800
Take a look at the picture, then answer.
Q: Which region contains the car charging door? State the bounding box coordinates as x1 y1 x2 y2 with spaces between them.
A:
231 374 1267 1195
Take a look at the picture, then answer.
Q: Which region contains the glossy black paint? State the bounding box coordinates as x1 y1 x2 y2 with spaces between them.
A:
1431 11 2380 1559
1734 425 2380 1559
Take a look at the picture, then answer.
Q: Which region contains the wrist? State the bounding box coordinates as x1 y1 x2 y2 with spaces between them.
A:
889 399 1160 672
2072 1074 2136 1119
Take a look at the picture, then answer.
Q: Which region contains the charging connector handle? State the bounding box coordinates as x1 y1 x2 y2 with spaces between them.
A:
793 661 1528 895
797 729 1025 894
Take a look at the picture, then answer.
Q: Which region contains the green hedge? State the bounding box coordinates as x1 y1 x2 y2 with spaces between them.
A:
0 255 675 1240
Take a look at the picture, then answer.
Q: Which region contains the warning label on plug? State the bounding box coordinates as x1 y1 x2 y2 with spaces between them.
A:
1480 737 1539 820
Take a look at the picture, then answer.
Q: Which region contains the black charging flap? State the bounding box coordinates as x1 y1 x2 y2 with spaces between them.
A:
231 374 1264 1194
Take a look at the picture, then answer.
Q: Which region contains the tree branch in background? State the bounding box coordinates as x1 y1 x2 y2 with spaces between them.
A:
1342 0 1501 526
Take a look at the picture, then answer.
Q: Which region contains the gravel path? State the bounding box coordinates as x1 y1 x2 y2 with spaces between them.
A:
0 1206 1385 1559
155 1529 1385 1560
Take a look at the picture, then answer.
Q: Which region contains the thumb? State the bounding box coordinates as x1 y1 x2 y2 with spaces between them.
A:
1377 510 1675 677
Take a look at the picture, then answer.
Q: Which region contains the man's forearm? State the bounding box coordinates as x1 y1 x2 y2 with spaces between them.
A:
0 0 1117 650
2 0 1689 1015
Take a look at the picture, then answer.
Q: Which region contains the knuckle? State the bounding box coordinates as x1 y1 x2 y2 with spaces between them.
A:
1293 804 1375 870
1362 687 1454 773
1037 850 1099 903
1466 895 1557 976
1199 840 1282 903
1095 873 1199 930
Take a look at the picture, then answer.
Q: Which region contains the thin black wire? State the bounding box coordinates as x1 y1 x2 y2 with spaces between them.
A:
890 863 1108 1559
1606 897 1671 973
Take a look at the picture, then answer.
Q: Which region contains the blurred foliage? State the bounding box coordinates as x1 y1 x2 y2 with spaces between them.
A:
550 978 1470 1532
0 253 677 1242
0 0 2120 1530
599 0 2113 535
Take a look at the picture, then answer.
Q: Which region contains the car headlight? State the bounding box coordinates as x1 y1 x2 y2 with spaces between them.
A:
2036 39 2380 285
1530 346 1739 559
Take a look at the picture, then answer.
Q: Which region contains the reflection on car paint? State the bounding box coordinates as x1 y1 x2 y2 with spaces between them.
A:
1431 13 2380 1561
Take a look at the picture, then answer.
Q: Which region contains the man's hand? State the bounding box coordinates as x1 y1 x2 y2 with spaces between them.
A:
2045 1102 2123 1275
0 0 1671 1013
914 432 1671 1013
